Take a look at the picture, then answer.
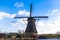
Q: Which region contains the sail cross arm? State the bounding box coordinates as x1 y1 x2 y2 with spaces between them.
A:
14 17 29 18
14 16 48 18
32 16 48 18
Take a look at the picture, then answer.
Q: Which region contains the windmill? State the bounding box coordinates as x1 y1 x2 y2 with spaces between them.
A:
14 3 48 40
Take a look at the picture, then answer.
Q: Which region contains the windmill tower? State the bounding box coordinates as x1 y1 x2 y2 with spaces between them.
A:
14 3 48 40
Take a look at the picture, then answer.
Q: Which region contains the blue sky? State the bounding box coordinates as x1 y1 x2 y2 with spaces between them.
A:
0 0 60 34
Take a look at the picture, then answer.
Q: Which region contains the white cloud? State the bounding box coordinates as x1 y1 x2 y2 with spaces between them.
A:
50 9 58 15
18 10 30 16
0 10 29 20
0 12 16 20
11 14 16 18
14 2 24 7
37 9 60 34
